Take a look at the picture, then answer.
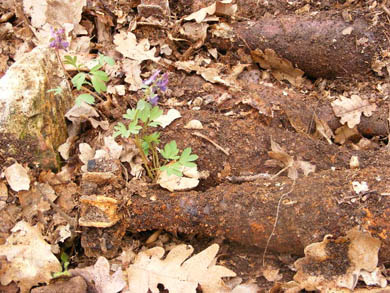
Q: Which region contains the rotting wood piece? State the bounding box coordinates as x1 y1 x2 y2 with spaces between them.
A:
124 166 390 260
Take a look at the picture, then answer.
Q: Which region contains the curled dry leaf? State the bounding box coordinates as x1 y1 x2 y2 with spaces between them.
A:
4 162 30 192
125 244 236 293
268 138 316 180
331 95 377 128
251 48 304 86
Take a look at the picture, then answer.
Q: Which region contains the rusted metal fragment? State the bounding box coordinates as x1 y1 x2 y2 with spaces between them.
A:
79 195 120 228
124 166 390 259
219 12 385 79
80 222 127 258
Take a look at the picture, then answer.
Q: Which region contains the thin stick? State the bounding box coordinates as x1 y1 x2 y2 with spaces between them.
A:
227 173 271 183
382 2 390 17
192 131 230 156
262 180 296 267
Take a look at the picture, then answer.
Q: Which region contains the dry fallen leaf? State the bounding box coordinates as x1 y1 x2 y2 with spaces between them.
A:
114 31 159 63
125 244 236 293
334 124 360 144
122 59 143 91
262 265 283 282
331 95 377 128
251 48 304 86
268 138 315 180
70 256 126 293
4 162 30 192
157 166 200 192
294 228 384 291
0 220 62 293
184 0 237 23
314 113 334 144
155 109 181 128
24 0 85 28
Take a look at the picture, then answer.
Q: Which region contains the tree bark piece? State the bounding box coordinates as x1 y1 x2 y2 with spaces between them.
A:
125 166 390 259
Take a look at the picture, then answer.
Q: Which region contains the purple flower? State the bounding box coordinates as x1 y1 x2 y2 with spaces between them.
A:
49 27 69 51
148 95 159 106
143 70 161 86
156 73 168 92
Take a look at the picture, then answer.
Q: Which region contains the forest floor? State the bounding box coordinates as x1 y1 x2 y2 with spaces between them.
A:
1 0 390 292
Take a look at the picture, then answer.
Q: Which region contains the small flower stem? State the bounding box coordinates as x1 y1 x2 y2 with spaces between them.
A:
134 135 155 180
151 145 160 171
54 49 74 99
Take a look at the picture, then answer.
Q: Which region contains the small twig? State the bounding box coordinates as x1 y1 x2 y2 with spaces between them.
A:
192 131 230 156
35 183 77 229
262 180 296 267
382 2 390 17
227 173 271 183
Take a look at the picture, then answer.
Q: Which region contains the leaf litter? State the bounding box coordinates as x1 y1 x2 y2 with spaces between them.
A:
1 0 390 291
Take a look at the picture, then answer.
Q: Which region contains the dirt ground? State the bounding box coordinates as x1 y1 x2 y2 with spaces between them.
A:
1 0 390 291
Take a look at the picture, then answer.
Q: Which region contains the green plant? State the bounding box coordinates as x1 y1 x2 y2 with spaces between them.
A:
48 26 114 105
113 71 198 181
64 53 114 105
52 252 71 278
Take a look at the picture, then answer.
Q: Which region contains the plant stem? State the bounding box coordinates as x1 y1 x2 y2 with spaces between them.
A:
54 49 74 99
134 135 155 180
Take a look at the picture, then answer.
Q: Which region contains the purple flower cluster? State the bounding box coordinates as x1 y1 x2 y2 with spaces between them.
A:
142 70 169 106
49 27 69 51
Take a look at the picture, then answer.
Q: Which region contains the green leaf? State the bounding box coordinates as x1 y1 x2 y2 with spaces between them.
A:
128 120 142 134
91 74 107 93
90 63 103 72
113 122 131 138
148 121 161 127
136 99 149 111
180 161 197 168
142 140 150 156
99 53 115 66
64 55 77 67
47 87 63 96
179 147 198 163
91 70 109 81
60 252 70 270
143 132 160 144
123 109 137 121
161 140 180 160
75 94 95 105
150 106 163 121
138 105 150 123
161 162 183 177
72 72 87 90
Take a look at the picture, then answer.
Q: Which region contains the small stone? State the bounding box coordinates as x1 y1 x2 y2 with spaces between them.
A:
184 120 203 129
349 155 359 169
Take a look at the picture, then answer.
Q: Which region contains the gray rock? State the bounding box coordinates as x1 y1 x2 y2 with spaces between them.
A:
0 46 73 170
